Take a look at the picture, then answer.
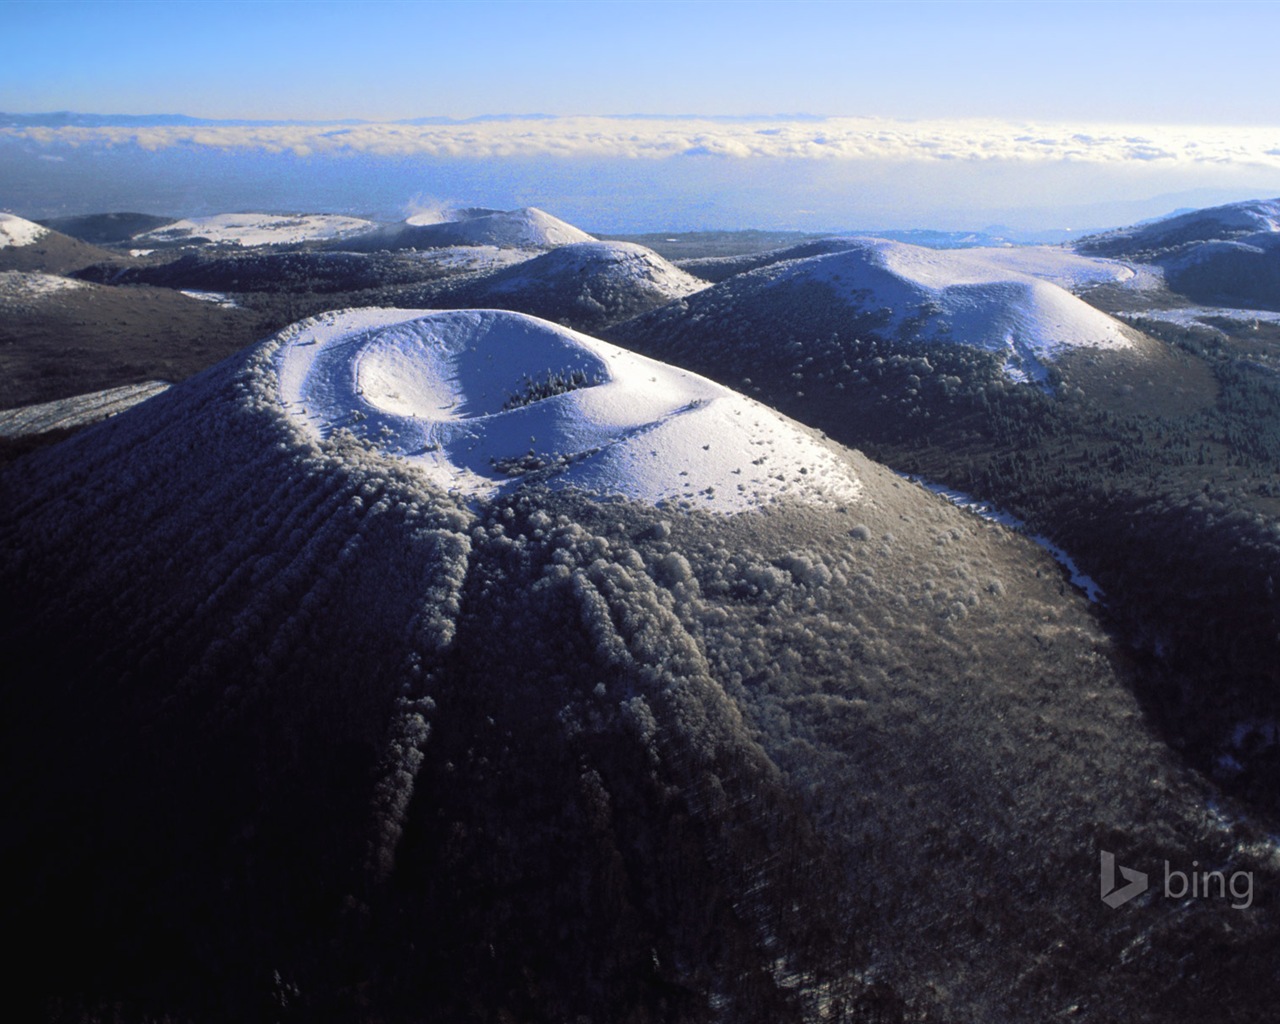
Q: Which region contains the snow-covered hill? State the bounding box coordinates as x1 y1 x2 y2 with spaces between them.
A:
0 217 130 274
137 212 380 247
278 308 860 512
0 212 48 248
618 238 1137 385
438 241 707 330
485 241 703 301
1077 198 1280 310
1078 197 1280 257
398 206 595 249
2 302 1272 1023
680 237 1135 289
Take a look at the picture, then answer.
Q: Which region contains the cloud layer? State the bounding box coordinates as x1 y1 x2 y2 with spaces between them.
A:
7 115 1280 169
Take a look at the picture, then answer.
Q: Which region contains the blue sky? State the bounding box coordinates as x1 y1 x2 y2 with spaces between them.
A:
4 0 1279 123
3 1 1279 231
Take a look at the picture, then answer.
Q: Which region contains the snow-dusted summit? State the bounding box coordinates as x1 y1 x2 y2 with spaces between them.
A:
485 241 704 300
400 207 595 249
1078 197 1280 256
622 238 1136 384
0 213 49 248
823 241 1138 377
276 308 861 511
450 241 707 329
1075 197 1280 309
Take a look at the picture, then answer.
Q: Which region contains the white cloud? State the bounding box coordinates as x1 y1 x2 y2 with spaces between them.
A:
7 116 1280 171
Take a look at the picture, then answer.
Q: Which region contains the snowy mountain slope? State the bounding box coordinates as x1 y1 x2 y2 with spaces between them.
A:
136 212 380 247
0 217 120 274
425 241 708 331
277 308 860 512
1078 197 1280 257
4 301 1273 1022
0 380 169 437
1076 198 1280 310
679 236 1134 290
39 211 178 246
395 206 595 249
617 238 1137 386
894 242 1136 292
0 274 260 410
0 212 48 248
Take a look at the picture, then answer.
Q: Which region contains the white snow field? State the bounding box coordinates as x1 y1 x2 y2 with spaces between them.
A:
0 213 49 248
407 207 595 248
137 213 379 247
765 239 1137 382
906 244 1138 292
275 308 863 512
0 381 170 437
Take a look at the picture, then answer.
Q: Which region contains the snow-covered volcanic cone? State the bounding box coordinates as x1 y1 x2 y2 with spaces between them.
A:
278 308 860 511
764 240 1134 363
3 305 1275 1023
399 206 594 249
617 237 1138 384
455 240 707 330
680 236 1135 290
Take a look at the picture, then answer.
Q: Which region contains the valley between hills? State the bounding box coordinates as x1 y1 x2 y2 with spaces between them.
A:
2 200 1280 1022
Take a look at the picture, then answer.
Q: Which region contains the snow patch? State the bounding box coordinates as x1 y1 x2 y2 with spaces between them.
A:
0 213 49 248
180 289 240 308
275 308 862 512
